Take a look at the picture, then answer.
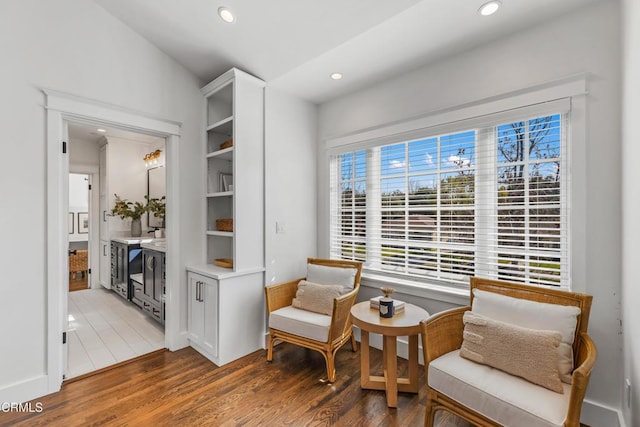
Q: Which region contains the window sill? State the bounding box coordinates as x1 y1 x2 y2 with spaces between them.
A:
360 272 469 306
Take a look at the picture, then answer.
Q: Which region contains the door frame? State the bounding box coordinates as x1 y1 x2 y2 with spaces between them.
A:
45 89 181 394
68 167 99 290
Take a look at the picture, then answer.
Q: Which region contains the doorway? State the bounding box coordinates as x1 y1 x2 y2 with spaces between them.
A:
44 89 182 395
68 173 90 292
65 121 167 379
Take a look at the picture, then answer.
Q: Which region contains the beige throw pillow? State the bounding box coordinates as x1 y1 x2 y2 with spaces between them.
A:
472 289 580 384
460 311 564 393
292 280 344 315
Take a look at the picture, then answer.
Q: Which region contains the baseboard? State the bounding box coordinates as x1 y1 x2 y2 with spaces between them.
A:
352 329 624 427
0 375 50 404
581 400 624 427
168 330 189 351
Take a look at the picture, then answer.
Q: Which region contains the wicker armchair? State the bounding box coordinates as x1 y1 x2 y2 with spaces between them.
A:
265 258 362 382
421 277 596 427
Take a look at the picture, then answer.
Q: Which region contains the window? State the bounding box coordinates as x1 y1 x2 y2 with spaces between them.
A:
330 106 569 289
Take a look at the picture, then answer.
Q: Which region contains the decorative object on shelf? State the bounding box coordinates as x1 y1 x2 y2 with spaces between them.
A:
220 138 233 150
111 194 147 237
146 195 166 228
143 149 162 168
214 258 233 268
379 287 395 318
216 218 233 232
218 172 233 192
78 212 89 234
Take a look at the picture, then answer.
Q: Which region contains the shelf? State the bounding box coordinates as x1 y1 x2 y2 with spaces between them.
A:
207 116 233 133
206 146 233 160
207 231 234 237
207 191 234 198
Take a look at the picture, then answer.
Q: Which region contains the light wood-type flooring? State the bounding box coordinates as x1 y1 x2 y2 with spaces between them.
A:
67 288 164 379
68 274 88 292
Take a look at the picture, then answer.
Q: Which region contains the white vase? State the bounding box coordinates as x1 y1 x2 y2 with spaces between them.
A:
131 218 142 237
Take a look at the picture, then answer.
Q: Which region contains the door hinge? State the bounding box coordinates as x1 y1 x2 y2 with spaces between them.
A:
62 331 67 344
88 268 92 275
88 184 92 190
62 141 67 154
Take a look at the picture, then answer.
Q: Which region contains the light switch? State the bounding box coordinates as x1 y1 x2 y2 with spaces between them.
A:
276 221 286 234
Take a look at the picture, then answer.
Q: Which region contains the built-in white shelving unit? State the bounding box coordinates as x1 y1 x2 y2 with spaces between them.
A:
187 68 266 366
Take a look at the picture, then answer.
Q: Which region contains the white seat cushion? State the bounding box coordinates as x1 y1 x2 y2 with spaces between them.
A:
429 350 571 427
269 306 332 342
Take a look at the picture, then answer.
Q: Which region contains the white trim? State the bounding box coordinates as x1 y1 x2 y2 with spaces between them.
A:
43 90 182 399
43 89 181 136
0 376 49 404
325 75 586 150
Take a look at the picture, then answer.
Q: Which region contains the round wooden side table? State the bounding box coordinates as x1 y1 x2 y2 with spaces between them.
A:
350 301 429 408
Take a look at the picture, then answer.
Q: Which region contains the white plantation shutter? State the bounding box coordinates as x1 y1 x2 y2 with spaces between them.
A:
329 99 570 289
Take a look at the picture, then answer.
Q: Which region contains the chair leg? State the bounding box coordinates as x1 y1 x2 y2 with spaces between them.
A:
424 397 436 427
351 333 357 352
266 332 274 362
325 351 336 383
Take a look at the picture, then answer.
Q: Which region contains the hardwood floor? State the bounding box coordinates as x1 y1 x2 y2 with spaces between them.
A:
1 343 433 427
68 274 88 292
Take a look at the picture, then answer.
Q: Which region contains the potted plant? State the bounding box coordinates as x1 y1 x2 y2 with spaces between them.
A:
111 194 147 237
146 195 166 235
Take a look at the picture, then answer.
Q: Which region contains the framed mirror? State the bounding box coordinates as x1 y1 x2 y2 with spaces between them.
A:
147 166 166 229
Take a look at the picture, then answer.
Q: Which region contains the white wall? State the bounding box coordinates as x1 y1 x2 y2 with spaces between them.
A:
318 0 622 420
105 136 152 234
264 88 318 284
0 0 203 401
621 0 640 425
68 173 89 242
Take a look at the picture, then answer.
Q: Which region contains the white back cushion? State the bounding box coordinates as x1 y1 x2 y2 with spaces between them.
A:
307 263 357 289
472 289 581 383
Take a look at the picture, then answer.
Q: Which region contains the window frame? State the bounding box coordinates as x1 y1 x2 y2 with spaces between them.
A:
322 78 587 295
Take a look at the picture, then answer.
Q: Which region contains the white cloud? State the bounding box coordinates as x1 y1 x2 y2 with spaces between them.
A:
425 153 434 165
390 159 406 169
447 155 471 168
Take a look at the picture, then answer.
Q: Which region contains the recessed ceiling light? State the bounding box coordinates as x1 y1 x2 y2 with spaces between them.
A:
97 128 106 133
478 1 501 16
330 73 343 80
218 7 235 23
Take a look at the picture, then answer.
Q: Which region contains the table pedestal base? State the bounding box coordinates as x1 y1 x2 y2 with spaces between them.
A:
359 330 419 407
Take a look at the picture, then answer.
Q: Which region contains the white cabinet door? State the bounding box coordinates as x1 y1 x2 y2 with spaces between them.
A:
202 276 219 358
188 273 205 344
188 272 218 358
99 240 111 289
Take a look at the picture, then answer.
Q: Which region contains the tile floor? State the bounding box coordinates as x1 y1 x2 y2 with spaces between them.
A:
67 288 165 379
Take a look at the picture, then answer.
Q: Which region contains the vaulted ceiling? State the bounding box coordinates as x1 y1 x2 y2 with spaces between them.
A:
94 0 603 104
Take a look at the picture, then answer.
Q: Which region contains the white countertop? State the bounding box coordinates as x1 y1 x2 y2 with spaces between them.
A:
141 241 166 253
111 236 166 245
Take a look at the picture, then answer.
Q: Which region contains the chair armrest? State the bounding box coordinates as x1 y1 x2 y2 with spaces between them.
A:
420 306 470 365
329 287 359 343
265 278 304 313
565 332 597 427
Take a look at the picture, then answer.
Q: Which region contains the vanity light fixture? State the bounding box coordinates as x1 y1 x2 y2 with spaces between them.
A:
478 1 501 16
330 73 343 80
218 7 235 23
143 149 162 168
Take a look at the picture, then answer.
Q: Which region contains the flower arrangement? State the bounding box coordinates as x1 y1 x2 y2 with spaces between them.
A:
111 194 147 219
146 195 166 220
